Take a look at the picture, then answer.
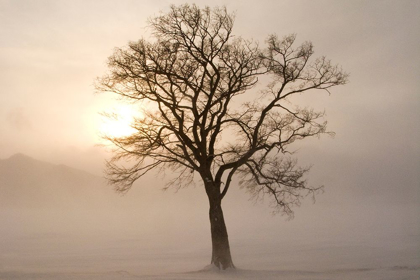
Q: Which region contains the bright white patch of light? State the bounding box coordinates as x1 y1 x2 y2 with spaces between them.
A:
99 104 140 138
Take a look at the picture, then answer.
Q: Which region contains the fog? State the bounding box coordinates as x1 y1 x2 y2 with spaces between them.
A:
1 0 419 279
1 153 418 279
2 167 416 278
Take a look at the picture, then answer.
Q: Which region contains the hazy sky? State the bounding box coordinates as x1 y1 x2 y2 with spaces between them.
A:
0 0 419 202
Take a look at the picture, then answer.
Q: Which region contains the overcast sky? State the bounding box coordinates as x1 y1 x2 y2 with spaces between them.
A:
0 0 419 205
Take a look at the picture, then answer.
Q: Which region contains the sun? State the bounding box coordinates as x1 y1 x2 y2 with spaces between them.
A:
99 105 139 138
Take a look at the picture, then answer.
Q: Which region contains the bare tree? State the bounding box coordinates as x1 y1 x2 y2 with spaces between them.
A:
96 4 348 269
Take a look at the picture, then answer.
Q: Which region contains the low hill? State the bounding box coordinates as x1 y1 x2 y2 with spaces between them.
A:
0 153 106 209
0 153 208 241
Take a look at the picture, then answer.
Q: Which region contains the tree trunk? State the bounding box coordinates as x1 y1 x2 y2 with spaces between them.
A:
208 194 235 269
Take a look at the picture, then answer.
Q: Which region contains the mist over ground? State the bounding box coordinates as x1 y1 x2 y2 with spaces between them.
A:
0 153 418 279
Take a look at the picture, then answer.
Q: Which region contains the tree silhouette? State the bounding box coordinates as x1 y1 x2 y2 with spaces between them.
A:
96 4 348 269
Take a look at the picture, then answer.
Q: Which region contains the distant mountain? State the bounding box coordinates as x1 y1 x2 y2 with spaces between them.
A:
0 153 180 238
0 153 107 209
1 153 99 180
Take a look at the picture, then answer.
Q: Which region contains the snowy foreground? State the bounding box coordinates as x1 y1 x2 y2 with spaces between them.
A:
1 155 419 279
1 233 419 280
1 265 419 280
1 267 419 280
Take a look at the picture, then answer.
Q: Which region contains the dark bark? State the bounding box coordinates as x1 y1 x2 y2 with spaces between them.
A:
207 188 234 269
97 5 348 271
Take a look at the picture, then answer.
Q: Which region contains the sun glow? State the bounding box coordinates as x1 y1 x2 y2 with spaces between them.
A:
99 105 140 138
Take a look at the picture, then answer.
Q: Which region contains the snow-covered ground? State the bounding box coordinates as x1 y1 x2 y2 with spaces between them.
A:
1 155 419 280
1 268 419 280
1 228 418 280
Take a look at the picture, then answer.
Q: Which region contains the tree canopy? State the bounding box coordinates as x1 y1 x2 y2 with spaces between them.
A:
97 4 347 216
